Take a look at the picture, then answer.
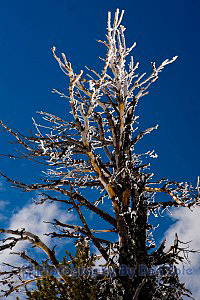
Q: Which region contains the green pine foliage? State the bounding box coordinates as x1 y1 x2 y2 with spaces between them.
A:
0 8 198 300
24 246 123 300
25 250 97 299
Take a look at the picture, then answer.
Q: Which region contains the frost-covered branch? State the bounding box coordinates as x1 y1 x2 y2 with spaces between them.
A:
0 8 198 299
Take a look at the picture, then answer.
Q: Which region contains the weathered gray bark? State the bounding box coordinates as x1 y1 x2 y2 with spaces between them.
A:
0 8 198 299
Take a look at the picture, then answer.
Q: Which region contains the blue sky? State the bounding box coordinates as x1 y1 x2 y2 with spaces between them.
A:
0 0 200 297
0 0 199 181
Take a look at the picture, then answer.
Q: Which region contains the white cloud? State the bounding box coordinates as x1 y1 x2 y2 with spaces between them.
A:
94 250 106 267
0 200 9 210
0 213 7 221
165 206 200 299
0 199 74 298
93 244 118 272
0 200 10 222
9 201 72 244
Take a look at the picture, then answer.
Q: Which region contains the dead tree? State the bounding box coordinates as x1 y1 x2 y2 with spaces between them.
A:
0 9 199 299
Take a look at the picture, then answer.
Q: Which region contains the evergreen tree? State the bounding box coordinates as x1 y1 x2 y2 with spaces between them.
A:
0 9 199 299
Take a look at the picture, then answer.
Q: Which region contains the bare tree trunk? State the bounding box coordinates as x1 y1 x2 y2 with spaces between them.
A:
0 8 198 300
